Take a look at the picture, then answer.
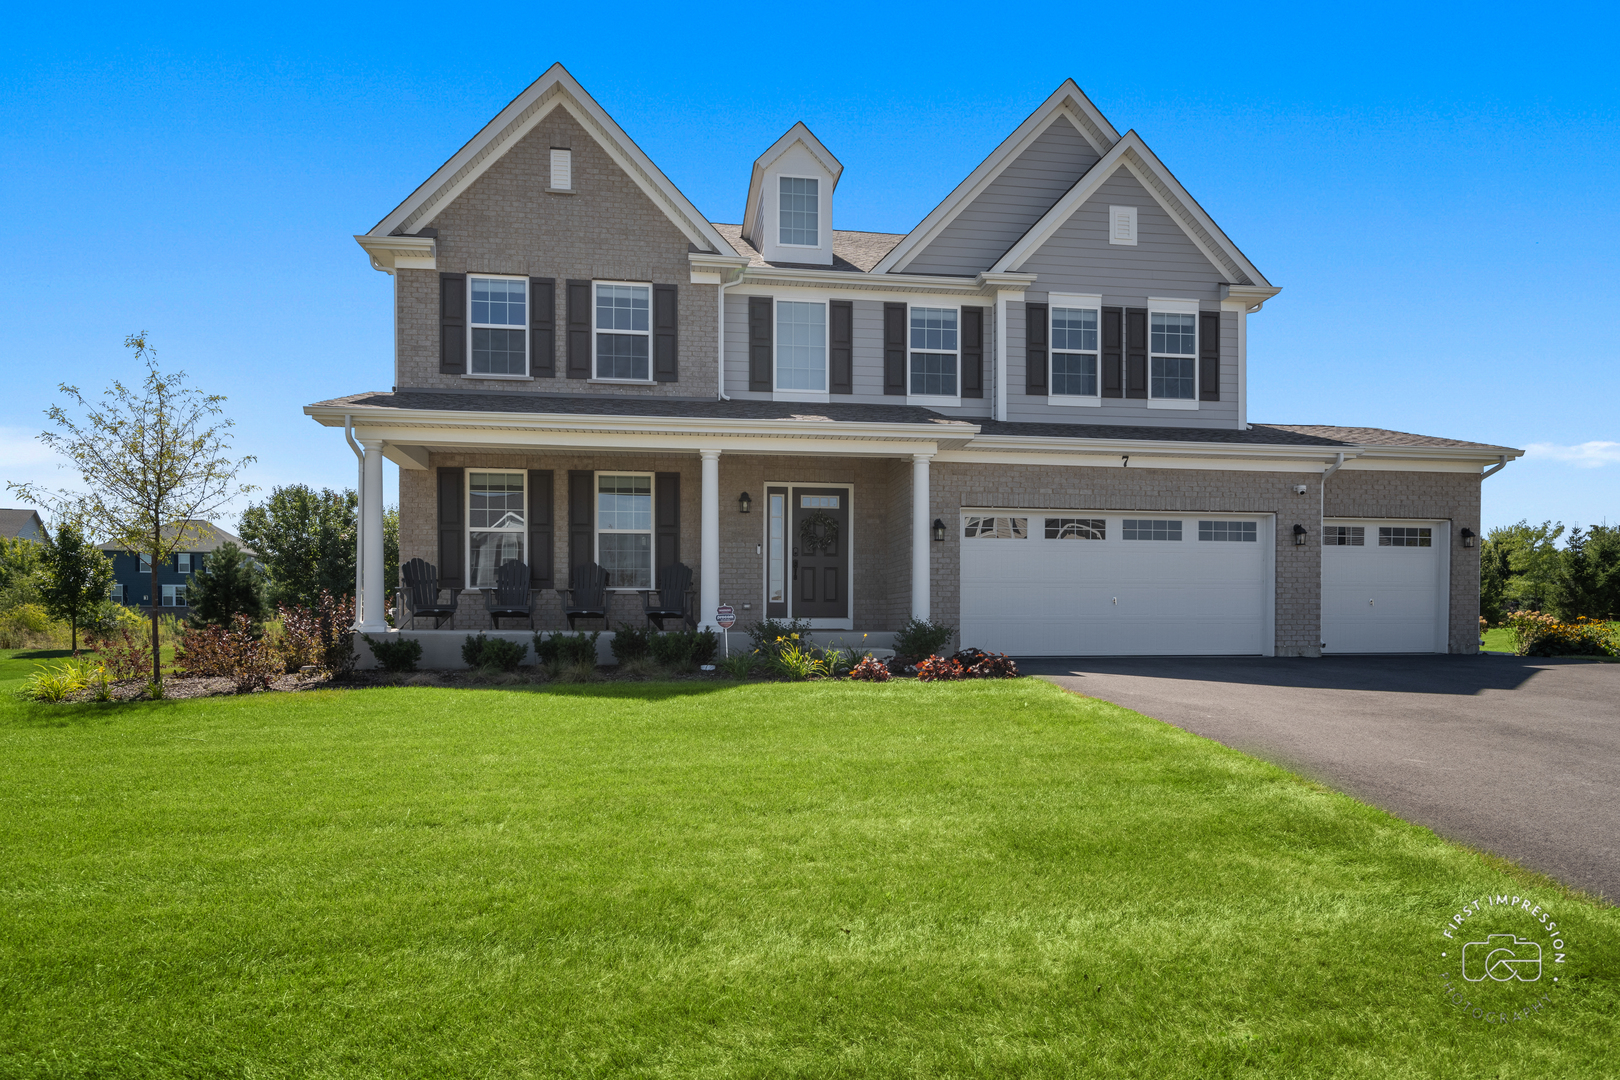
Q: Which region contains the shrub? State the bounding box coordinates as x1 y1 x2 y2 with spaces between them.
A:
363 635 424 673
23 660 89 702
950 648 1020 679
717 652 755 680
480 637 528 672
278 592 357 676
176 615 280 692
650 628 719 669
915 655 967 682
0 603 60 649
610 623 653 663
101 626 154 681
187 542 268 628
462 633 490 667
893 617 954 663
847 656 891 682
536 631 600 667
1506 611 1618 657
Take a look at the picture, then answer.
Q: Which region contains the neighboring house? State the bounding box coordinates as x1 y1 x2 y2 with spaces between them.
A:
99 520 253 613
0 509 49 543
311 65 1520 657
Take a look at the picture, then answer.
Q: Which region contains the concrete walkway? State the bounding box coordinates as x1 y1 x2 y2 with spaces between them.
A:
1023 655 1620 902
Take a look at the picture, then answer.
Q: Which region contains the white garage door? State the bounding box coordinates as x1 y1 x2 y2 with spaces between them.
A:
959 512 1273 656
1321 520 1449 654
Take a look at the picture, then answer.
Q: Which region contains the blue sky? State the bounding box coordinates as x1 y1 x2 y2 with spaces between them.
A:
3 1 1616 536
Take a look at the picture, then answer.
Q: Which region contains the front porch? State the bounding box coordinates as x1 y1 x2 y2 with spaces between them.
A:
354 628 901 670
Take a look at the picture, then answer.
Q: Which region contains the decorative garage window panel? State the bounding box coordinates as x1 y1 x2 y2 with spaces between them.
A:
1045 517 1106 540
1324 526 1366 546
1198 521 1257 542
1123 519 1182 541
963 516 1027 539
1379 527 1432 548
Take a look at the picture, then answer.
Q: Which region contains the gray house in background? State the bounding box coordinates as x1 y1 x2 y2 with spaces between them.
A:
312 65 1519 657
0 509 49 543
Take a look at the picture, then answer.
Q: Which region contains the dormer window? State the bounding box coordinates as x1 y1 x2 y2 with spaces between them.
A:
779 176 819 247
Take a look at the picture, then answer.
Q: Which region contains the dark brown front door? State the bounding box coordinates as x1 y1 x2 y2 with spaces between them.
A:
791 487 847 620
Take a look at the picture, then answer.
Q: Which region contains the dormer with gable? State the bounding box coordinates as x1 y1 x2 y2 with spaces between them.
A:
741 124 842 267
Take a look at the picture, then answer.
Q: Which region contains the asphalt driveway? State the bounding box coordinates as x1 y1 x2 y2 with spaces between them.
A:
1024 655 1620 902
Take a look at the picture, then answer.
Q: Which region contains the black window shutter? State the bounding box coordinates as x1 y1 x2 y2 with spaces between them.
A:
439 273 466 374
1024 302 1048 395
829 300 853 394
748 296 773 392
1101 307 1123 398
527 469 553 589
961 305 984 398
530 277 555 378
1125 307 1148 399
653 284 678 382
568 470 594 574
883 302 907 395
437 467 464 590
566 280 591 379
655 472 680 571
1199 311 1221 401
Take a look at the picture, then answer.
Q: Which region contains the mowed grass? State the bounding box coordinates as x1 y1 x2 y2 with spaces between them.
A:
1 652 1617 1078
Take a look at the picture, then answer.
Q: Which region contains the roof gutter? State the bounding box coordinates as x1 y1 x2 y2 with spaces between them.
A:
1481 454 1509 480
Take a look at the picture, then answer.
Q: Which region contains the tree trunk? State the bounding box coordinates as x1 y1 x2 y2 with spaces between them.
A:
150 557 161 685
70 615 77 655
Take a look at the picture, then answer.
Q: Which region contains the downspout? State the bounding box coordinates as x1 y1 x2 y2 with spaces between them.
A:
1316 451 1344 655
344 414 364 627
1481 454 1508 480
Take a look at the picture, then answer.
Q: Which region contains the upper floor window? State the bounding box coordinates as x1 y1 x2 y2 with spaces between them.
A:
595 283 651 381
138 553 152 572
1051 306 1099 397
910 307 958 399
177 553 192 573
775 301 826 392
597 474 653 589
1150 312 1196 400
468 471 525 589
470 276 527 376
779 176 819 247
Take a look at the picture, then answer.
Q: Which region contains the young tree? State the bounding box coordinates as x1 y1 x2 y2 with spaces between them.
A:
1549 524 1620 621
37 522 116 653
6 333 254 685
0 536 45 612
186 541 268 628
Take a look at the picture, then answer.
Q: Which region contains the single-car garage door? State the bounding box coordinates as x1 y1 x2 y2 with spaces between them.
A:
1321 519 1449 653
958 511 1274 656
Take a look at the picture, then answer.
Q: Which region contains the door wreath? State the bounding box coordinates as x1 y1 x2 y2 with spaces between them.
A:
799 509 840 555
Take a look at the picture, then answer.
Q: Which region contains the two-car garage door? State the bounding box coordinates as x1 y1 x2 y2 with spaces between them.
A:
959 511 1273 656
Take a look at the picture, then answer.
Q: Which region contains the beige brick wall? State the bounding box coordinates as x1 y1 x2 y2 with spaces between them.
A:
1324 469 1481 653
396 110 716 397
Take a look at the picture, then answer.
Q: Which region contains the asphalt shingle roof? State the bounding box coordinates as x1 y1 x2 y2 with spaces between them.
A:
710 223 906 273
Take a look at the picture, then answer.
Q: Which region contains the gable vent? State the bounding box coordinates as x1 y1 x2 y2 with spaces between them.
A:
550 148 572 191
1109 205 1137 246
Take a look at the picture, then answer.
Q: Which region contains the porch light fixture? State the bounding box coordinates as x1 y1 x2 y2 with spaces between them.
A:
737 491 752 514
1292 524 1308 546
932 518 947 542
1460 527 1476 548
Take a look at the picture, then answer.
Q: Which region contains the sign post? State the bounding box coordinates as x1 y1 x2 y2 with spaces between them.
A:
716 605 736 658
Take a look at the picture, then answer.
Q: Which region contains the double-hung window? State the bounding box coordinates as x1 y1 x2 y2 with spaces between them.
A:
177 553 192 573
1050 297 1100 402
597 474 653 589
468 472 525 589
775 300 827 393
909 307 958 400
594 282 651 381
161 584 187 607
469 276 527 376
138 553 152 572
779 177 818 246
1149 307 1197 403
110 583 125 604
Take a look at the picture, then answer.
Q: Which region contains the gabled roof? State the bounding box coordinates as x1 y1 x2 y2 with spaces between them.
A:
741 121 843 245
0 508 47 541
989 130 1271 287
97 520 252 555
872 80 1120 275
365 63 733 255
712 223 902 272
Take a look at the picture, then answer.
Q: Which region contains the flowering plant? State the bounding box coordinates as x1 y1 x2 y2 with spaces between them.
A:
1505 612 1618 657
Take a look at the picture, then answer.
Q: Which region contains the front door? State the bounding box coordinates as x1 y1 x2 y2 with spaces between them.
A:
790 487 848 620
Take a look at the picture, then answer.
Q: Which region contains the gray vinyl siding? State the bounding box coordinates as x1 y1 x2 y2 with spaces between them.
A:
723 293 991 417
902 117 1101 276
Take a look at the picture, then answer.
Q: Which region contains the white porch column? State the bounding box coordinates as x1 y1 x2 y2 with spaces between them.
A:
699 449 721 632
359 439 387 631
911 453 931 622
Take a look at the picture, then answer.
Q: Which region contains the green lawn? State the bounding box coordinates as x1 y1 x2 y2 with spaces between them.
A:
2 651 1616 1078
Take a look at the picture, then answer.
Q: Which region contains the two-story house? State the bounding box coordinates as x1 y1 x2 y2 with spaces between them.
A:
100 520 251 614
312 65 1519 658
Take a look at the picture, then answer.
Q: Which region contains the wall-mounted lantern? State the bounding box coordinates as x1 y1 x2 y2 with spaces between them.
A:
1460 527 1476 548
932 518 947 542
737 491 752 514
1293 524 1308 546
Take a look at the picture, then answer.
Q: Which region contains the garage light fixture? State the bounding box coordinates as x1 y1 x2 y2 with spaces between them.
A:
1460 527 1475 548
1292 524 1308 546
737 491 752 514
932 519 947 542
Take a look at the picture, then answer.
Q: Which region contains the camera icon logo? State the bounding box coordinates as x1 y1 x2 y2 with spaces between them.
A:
1461 934 1542 982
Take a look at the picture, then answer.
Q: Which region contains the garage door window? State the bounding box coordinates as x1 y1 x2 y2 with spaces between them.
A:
1379 527 1431 548
1045 518 1105 540
1324 526 1365 546
1123 519 1182 541
1198 521 1256 542
964 516 1027 539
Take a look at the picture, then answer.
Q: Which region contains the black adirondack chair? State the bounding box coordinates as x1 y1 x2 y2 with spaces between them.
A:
640 562 695 630
556 563 609 630
484 559 537 629
397 557 461 630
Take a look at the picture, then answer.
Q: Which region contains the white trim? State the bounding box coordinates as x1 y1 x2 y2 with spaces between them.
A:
1147 297 1200 313
549 147 571 191
591 280 654 384
761 480 856 630
353 233 436 274
1108 205 1137 245
776 174 822 249
1145 398 1199 411
593 470 656 592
